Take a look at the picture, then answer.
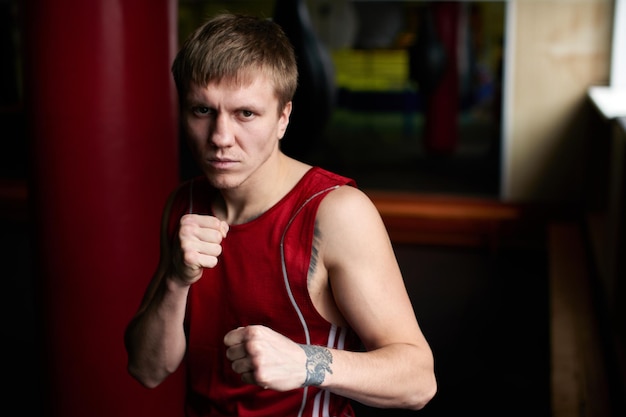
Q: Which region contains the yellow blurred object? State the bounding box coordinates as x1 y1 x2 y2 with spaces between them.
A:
332 49 410 92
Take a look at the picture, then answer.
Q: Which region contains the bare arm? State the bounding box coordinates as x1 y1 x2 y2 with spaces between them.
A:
125 189 228 388
312 186 436 409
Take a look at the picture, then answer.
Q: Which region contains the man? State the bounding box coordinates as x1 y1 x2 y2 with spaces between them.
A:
125 13 436 417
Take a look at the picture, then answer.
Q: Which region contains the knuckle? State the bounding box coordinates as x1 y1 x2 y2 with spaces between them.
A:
178 223 195 237
206 257 218 268
182 251 197 265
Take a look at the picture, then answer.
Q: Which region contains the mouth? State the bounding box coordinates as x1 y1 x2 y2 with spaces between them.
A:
207 157 237 170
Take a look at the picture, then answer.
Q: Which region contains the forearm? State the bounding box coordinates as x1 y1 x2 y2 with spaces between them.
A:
319 343 436 410
125 275 190 388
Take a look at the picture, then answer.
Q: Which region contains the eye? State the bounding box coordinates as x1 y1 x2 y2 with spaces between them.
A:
240 110 254 118
191 106 211 116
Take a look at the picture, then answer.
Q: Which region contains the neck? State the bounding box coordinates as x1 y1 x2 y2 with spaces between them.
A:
214 155 309 225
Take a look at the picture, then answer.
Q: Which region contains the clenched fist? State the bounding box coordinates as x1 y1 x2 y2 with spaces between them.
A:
224 325 311 391
172 213 229 284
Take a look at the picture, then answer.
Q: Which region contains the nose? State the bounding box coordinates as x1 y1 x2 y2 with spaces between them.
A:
210 113 234 147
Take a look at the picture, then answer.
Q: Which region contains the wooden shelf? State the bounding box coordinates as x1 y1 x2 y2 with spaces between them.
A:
366 189 546 248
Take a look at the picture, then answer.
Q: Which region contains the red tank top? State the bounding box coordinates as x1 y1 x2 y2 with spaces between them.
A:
167 167 362 417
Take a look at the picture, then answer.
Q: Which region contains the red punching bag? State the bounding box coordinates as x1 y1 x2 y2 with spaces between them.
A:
410 2 460 155
23 1 184 416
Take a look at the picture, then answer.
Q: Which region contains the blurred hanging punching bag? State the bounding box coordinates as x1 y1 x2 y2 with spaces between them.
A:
23 1 184 416
273 0 336 161
409 2 459 155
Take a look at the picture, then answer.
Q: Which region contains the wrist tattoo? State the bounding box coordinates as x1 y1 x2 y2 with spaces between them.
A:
299 344 333 387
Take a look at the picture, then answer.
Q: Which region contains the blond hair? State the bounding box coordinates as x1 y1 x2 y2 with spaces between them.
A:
172 13 298 113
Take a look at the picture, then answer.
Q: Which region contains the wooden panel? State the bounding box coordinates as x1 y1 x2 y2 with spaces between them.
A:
506 0 612 201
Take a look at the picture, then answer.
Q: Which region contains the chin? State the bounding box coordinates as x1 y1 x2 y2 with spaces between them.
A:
205 173 242 190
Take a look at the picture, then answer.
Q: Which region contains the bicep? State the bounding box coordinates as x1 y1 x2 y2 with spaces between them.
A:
320 188 424 350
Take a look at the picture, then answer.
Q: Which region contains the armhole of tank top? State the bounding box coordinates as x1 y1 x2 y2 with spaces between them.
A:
279 184 342 342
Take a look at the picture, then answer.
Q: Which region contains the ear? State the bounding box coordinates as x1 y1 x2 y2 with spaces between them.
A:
277 101 292 139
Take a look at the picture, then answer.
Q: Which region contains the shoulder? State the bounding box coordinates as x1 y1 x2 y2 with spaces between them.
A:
316 185 396 291
160 176 209 236
316 185 388 249
163 179 193 218
318 185 379 221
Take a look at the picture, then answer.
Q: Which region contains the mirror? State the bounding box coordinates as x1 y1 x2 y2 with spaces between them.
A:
179 0 506 197
303 0 505 196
